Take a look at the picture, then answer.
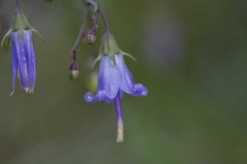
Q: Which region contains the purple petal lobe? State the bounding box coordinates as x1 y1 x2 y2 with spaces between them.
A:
84 92 95 103
84 91 112 103
10 35 18 94
132 83 148 96
24 30 36 90
114 54 135 94
115 54 148 96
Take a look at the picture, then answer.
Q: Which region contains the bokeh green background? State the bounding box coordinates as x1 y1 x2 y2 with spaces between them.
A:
0 0 247 163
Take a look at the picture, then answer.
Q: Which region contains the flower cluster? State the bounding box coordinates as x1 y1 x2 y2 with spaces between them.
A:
69 0 148 143
81 25 148 142
1 0 148 143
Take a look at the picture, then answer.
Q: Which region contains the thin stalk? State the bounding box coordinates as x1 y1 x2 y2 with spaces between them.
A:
99 7 111 33
69 23 86 69
114 93 124 143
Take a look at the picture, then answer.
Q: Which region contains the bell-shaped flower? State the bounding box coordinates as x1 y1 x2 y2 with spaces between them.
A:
1 6 39 95
84 54 147 103
84 32 148 143
10 30 37 94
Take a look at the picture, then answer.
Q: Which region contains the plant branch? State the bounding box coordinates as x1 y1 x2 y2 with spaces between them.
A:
99 7 111 33
69 23 86 67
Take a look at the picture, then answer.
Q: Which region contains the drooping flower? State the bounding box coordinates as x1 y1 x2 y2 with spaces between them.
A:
1 3 39 95
84 54 148 102
10 30 37 94
84 32 148 143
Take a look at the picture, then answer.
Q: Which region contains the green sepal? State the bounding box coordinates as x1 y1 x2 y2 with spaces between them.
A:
100 32 136 60
122 51 136 61
31 28 43 40
14 12 32 31
100 32 120 56
1 29 12 48
15 12 42 39
92 54 102 67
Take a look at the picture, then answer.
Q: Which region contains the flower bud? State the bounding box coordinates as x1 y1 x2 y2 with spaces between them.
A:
87 71 98 92
69 62 80 79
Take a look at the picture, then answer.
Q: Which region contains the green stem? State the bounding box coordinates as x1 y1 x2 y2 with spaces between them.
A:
72 24 86 52
69 23 86 66
99 7 111 33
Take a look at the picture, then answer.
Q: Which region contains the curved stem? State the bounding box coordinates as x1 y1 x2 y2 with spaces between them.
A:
69 23 85 70
72 24 86 53
69 0 99 66
69 3 87 67
99 7 111 33
114 92 124 143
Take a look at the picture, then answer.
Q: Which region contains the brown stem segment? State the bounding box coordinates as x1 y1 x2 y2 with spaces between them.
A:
69 4 100 69
69 24 86 65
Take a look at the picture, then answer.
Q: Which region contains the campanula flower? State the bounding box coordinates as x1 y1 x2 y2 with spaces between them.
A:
84 54 148 102
10 30 37 94
84 32 148 143
1 3 39 95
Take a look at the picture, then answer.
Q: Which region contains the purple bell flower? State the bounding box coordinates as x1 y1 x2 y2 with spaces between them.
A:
0 2 40 95
84 54 147 103
10 30 37 95
84 51 148 142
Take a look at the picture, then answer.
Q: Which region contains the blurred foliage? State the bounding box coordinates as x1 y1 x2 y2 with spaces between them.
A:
0 0 247 164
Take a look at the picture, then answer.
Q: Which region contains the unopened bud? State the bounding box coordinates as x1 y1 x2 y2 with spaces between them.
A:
69 63 80 79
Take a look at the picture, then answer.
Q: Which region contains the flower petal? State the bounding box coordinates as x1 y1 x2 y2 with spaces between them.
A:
97 55 121 100
115 54 148 96
114 54 135 94
84 91 112 103
23 30 36 90
11 31 29 90
11 30 37 93
132 83 148 96
10 35 19 94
